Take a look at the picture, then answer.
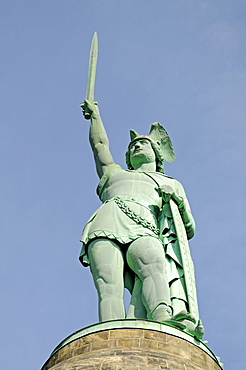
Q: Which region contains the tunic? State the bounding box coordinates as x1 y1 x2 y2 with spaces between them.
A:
80 164 162 247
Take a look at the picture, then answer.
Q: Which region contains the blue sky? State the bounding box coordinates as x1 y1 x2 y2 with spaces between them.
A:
1 1 245 369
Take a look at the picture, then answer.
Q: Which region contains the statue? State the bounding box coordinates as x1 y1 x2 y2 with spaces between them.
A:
79 33 204 340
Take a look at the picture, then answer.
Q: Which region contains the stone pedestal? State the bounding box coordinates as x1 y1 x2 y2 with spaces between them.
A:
41 320 222 370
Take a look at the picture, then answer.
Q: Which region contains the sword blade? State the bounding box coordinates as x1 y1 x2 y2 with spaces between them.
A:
85 32 98 101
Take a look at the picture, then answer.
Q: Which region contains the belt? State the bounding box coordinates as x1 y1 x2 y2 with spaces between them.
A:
113 196 160 235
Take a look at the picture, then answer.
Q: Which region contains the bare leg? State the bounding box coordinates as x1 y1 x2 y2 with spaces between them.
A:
126 276 147 319
126 236 171 322
88 238 125 321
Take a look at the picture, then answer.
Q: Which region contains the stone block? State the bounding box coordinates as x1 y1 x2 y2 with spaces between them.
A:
116 338 140 347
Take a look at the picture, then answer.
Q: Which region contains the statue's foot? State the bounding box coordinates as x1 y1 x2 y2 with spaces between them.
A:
194 319 204 340
179 319 204 340
164 311 204 340
172 310 196 324
161 319 186 330
151 304 172 322
161 310 192 331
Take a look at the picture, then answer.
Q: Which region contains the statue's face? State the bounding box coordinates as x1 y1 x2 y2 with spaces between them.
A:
129 139 156 168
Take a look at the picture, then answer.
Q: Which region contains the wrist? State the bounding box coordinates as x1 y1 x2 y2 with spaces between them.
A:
90 110 99 120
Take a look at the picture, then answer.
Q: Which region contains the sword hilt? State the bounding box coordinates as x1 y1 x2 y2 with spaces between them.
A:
80 100 98 120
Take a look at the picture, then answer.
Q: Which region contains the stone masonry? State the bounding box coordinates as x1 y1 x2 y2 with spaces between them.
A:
42 328 222 370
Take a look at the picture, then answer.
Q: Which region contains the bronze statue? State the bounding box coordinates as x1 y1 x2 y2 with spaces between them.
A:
79 33 204 340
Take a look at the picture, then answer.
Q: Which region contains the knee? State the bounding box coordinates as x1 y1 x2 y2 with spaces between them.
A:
95 274 123 299
92 264 120 284
140 259 166 278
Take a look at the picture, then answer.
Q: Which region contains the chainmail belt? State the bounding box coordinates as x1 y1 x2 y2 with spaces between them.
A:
113 196 160 235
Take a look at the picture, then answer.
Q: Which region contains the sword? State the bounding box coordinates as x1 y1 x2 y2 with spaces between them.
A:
80 32 98 120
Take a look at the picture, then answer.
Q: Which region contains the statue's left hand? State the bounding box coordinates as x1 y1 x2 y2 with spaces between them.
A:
157 185 182 205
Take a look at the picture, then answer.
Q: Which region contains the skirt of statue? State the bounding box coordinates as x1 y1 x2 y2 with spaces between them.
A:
80 198 159 247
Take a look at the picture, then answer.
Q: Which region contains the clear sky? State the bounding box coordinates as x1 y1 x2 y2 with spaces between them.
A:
1 1 245 369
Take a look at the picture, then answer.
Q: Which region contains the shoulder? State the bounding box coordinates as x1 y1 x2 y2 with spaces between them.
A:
152 172 184 190
150 172 178 183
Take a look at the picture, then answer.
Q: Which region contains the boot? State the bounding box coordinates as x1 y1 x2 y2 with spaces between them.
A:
151 303 172 322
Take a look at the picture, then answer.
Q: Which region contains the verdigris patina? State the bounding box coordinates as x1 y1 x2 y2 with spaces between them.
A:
79 33 204 340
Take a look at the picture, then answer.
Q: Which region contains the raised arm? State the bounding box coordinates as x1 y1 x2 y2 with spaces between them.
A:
82 99 114 178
